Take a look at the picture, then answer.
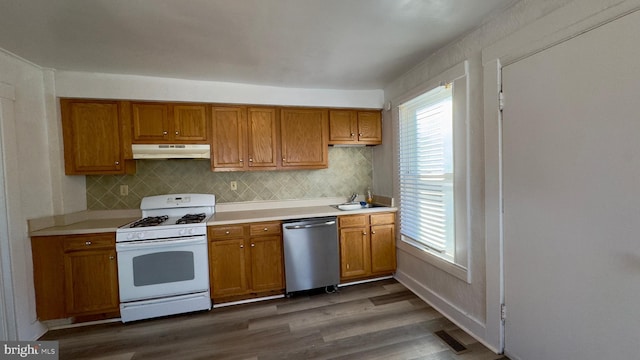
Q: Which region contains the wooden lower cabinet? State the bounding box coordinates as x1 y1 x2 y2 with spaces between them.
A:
31 233 120 321
208 222 284 303
338 212 396 282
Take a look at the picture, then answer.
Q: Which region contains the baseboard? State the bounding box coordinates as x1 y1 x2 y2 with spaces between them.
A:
394 270 501 354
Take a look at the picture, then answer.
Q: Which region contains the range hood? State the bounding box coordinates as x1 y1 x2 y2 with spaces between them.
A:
132 144 211 159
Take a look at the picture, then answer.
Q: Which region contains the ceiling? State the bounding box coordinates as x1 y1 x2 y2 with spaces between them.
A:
0 0 516 90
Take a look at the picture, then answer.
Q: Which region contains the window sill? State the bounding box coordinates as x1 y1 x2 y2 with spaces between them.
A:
398 237 470 283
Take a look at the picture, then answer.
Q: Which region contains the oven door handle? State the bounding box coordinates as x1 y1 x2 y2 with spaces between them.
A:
116 236 206 250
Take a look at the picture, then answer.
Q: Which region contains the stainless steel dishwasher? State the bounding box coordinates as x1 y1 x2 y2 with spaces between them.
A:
282 217 339 294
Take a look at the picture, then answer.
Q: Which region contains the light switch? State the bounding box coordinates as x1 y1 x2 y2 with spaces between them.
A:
230 181 238 191
120 185 129 196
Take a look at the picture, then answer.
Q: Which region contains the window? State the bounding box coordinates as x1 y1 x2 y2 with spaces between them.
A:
396 60 469 279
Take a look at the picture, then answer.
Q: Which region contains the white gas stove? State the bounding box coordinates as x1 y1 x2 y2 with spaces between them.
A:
115 194 215 323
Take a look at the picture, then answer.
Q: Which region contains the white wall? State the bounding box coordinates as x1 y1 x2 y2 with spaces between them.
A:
379 0 574 351
0 49 60 340
55 71 384 109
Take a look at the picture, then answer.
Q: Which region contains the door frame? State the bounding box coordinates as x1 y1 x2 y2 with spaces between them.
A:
482 0 640 354
0 82 17 340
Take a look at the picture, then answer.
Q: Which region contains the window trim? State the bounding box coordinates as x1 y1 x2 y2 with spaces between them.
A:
392 60 471 283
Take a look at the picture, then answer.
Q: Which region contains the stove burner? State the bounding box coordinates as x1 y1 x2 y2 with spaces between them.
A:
176 213 207 224
129 215 169 228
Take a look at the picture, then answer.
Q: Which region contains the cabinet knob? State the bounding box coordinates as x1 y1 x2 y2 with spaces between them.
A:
239 159 244 163
225 231 230 235
359 133 363 136
371 231 376 234
175 131 179 135
263 227 268 231
109 256 115 260
350 133 355 137
115 161 120 165
85 241 92 246
362 232 367 236
282 158 286 162
249 158 253 162
163 131 168 135
251 243 255 247
240 244 244 248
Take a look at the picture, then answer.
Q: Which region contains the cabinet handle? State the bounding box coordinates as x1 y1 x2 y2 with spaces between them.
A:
239 159 244 163
175 131 179 135
251 243 255 247
362 232 367 236
85 241 92 245
263 227 268 231
115 161 120 165
249 158 253 162
225 231 230 235
359 133 363 136
371 231 376 234
163 131 168 135
350 133 355 137
240 244 244 248
282 158 286 162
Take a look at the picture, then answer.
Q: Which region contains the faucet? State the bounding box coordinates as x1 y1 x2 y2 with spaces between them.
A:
347 193 358 203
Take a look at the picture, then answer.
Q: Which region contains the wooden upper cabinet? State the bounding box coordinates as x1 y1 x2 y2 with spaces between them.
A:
211 106 279 171
131 102 208 143
211 106 246 170
329 110 382 145
61 99 127 175
280 108 328 169
247 107 278 169
173 105 208 141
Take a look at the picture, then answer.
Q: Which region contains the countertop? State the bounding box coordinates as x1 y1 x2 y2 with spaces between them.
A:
29 204 396 237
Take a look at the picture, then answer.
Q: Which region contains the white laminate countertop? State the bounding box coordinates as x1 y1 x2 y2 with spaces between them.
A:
29 204 397 237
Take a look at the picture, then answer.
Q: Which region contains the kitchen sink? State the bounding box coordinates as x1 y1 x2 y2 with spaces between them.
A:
331 203 388 211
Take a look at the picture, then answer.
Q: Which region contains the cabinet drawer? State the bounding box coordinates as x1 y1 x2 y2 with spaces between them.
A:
250 222 282 236
339 214 368 228
370 213 395 225
209 225 245 239
63 234 114 252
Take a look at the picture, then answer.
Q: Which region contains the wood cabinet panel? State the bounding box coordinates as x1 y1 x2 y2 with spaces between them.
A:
211 106 246 170
208 221 284 303
61 100 126 175
328 110 382 145
64 248 119 315
280 108 328 169
132 103 169 142
247 107 278 169
339 227 370 278
173 105 208 141
31 233 119 321
132 102 208 144
338 212 396 282
209 238 249 297
249 235 284 292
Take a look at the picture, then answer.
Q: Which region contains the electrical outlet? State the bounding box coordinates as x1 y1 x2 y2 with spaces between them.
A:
230 181 238 191
120 185 129 196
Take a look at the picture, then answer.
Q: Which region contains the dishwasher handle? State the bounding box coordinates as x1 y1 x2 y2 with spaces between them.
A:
284 220 336 230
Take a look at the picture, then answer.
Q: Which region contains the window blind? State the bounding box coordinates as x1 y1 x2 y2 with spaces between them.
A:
398 85 454 255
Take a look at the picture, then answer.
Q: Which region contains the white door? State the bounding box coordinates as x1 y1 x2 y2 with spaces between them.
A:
502 10 640 360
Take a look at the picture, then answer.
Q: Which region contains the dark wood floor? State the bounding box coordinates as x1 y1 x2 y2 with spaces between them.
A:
41 279 507 360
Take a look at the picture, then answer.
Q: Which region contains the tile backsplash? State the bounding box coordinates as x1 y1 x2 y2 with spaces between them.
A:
87 147 373 210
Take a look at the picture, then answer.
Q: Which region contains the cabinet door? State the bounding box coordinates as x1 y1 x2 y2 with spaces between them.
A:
64 248 119 315
370 224 396 274
173 105 208 142
357 111 382 144
247 108 278 169
211 106 247 170
209 239 249 297
339 227 370 279
280 108 328 168
329 110 358 144
249 235 284 292
131 103 170 142
61 100 124 175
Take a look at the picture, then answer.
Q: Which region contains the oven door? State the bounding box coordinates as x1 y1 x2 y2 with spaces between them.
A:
116 236 209 302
